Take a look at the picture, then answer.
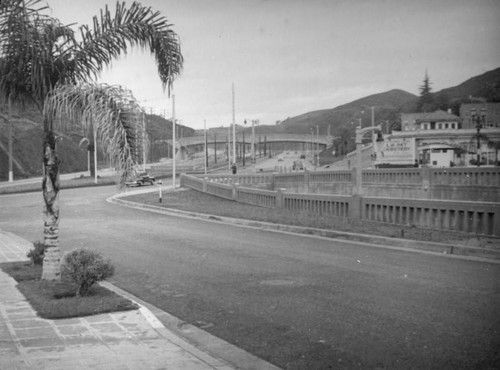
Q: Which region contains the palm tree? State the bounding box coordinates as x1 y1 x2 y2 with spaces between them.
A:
0 0 183 279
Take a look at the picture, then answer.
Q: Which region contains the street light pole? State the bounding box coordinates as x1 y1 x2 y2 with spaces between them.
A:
7 99 13 182
473 112 484 167
227 125 231 171
172 94 176 189
355 125 382 196
316 125 319 167
93 126 98 184
252 120 256 164
204 119 207 175
371 106 375 148
232 83 236 167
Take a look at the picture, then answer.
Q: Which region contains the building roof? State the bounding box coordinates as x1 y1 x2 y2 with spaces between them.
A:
415 110 460 123
401 113 426 123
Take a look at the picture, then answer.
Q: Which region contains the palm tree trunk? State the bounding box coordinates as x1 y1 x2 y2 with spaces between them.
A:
88 125 96 178
41 129 61 280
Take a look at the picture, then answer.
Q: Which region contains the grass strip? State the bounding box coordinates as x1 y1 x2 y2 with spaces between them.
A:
123 188 499 248
0 176 117 195
0 261 138 319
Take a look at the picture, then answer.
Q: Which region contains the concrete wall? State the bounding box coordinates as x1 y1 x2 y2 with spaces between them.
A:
219 167 500 202
180 173 500 236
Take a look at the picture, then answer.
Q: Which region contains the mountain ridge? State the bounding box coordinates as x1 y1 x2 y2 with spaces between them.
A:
2 67 499 179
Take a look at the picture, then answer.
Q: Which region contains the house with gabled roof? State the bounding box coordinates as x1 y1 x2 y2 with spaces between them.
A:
401 110 461 132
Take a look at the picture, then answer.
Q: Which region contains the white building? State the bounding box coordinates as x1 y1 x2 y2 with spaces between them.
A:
375 109 500 168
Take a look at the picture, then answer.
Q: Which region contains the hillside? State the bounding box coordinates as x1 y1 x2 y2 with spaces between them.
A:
263 67 500 157
272 89 417 134
1 66 499 180
0 106 193 180
435 67 500 103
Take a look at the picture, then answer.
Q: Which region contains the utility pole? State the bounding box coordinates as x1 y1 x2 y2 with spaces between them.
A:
371 106 376 148
232 83 236 166
214 133 217 164
142 110 146 171
242 130 245 167
172 94 176 189
316 125 319 167
251 120 256 164
204 119 207 174
93 125 97 184
8 99 13 182
227 126 230 170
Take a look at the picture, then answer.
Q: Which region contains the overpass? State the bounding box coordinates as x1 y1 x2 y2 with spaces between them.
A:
167 133 333 160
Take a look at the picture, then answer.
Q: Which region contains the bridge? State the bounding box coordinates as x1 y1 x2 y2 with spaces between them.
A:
167 134 333 160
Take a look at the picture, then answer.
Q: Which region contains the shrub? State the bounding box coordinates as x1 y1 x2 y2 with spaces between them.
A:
26 241 47 265
61 248 115 297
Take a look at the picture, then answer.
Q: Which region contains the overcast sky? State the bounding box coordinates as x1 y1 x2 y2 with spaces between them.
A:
46 0 500 129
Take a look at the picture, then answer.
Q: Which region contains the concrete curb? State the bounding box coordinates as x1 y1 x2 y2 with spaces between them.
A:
108 188 500 262
101 282 281 370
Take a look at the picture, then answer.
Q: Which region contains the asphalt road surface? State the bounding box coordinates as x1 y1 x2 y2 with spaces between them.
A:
1 186 499 370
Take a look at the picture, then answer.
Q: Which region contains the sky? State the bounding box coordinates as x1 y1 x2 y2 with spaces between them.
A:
45 0 500 130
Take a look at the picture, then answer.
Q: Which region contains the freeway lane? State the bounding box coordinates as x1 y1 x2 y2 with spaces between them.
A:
1 186 499 369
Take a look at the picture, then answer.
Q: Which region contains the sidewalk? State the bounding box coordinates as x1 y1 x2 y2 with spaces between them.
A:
0 229 278 370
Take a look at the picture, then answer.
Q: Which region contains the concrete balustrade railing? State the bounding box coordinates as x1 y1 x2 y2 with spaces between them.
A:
236 187 277 208
204 173 273 189
362 197 500 236
206 181 233 200
282 193 351 218
180 173 204 191
430 167 500 186
180 171 500 236
363 168 422 184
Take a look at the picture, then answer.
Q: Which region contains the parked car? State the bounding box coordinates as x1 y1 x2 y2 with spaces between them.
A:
125 174 156 187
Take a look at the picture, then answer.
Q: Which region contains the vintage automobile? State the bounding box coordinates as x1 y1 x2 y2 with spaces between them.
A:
125 174 156 187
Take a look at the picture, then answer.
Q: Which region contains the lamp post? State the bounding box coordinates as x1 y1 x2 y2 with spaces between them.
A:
204 119 207 175
355 125 382 196
316 125 319 168
227 125 231 171
252 119 259 165
171 94 176 189
472 111 485 167
7 99 13 182
232 83 236 168
310 127 314 162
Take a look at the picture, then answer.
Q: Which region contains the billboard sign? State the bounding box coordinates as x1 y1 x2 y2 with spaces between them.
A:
374 137 415 166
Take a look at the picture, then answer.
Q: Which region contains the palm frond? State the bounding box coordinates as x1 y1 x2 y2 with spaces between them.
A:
74 1 183 92
0 0 76 109
44 83 142 185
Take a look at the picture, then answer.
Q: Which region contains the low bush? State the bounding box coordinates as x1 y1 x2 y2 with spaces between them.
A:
0 261 137 319
26 241 47 265
61 248 115 297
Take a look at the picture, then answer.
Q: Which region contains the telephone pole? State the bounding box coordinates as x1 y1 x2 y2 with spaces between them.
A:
172 94 176 189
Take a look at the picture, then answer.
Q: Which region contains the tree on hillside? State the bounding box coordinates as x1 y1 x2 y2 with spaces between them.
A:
0 0 183 280
417 71 435 112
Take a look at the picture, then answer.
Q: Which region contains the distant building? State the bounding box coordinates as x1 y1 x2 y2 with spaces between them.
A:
459 103 500 129
401 110 461 131
374 109 500 168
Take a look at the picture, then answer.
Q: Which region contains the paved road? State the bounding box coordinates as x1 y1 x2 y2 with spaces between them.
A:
1 186 499 369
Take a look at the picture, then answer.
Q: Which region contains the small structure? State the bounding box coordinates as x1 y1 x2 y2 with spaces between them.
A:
375 108 500 168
